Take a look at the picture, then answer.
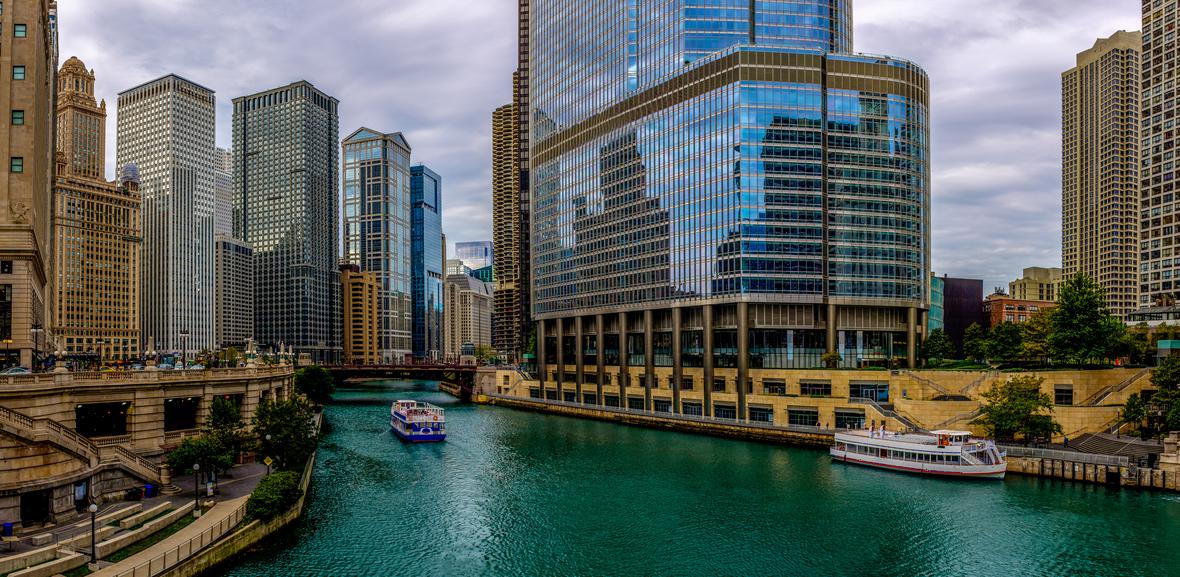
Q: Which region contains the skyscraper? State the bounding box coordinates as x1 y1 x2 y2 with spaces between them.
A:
53 57 141 361
411 165 444 359
443 272 493 361
117 74 216 354
1062 31 1140 317
233 81 340 363
455 241 493 270
213 146 232 237
214 234 253 350
531 1 929 416
492 101 524 361
1141 7 1178 309
342 128 413 362
340 263 380 365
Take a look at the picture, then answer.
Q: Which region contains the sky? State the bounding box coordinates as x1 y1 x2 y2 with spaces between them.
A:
58 0 1141 293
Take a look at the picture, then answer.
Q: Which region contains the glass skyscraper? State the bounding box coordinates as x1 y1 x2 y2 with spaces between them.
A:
232 81 340 363
531 1 930 417
343 128 413 362
411 165 444 359
455 241 494 270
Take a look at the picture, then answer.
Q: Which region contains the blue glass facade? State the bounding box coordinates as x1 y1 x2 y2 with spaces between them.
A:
411 165 444 359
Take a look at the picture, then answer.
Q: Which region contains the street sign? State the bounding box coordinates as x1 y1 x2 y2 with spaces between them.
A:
263 457 273 466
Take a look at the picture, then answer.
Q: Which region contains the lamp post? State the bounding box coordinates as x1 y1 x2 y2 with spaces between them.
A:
95 339 105 369
192 462 200 517
87 502 98 563
179 329 190 370
2 338 11 369
30 324 42 371
264 434 272 475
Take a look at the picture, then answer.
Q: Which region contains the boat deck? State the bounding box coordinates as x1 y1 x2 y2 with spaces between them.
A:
840 430 941 446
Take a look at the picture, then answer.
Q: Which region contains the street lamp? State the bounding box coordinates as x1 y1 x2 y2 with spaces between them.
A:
87 502 98 563
264 434 272 475
30 324 42 371
179 329 190 370
2 338 11 369
192 462 200 517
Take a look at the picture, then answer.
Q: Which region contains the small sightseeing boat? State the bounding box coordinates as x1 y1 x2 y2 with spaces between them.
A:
390 400 447 442
831 429 1006 479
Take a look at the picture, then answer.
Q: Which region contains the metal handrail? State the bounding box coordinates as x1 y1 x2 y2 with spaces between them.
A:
998 444 1130 467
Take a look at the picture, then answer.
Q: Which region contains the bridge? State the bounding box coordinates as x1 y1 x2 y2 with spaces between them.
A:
326 365 478 399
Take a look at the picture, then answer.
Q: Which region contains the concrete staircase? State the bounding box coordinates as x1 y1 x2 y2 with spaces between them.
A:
0 405 160 484
1081 368 1152 406
931 406 983 430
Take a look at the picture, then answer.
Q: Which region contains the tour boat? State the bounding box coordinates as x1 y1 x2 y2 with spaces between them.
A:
830 429 1007 479
390 400 447 442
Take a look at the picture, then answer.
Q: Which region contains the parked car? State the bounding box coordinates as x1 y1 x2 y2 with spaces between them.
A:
0 367 31 375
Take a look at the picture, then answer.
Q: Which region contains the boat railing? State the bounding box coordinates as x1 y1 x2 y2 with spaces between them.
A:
997 445 1130 467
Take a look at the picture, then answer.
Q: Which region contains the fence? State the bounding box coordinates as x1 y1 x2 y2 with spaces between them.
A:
111 501 247 577
998 444 1129 467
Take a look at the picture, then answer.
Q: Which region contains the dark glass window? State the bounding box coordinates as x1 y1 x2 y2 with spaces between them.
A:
680 376 694 390
1054 386 1073 406
604 395 620 408
627 396 645 410
0 284 10 340
652 331 672 366
801 380 831 396
749 406 774 423
712 378 726 392
653 399 672 413
714 404 737 420
835 410 865 429
12 66 24 80
562 391 577 403
682 402 703 416
13 24 25 37
11 110 23 125
9 157 22 173
528 387 542 399
582 393 597 405
788 408 819 427
164 397 200 431
763 379 787 395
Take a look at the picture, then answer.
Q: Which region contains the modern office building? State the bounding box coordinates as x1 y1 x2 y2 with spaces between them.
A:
455 241 493 270
942 277 983 355
117 74 216 354
1008 267 1063 302
1142 8 1179 309
233 81 340 363
1063 31 1140 317
214 146 233 237
52 57 141 361
492 100 526 362
443 272 493 361
531 1 930 415
342 128 412 362
411 165 444 360
0 0 55 368
928 274 945 333
446 259 472 277
214 234 254 350
341 263 380 365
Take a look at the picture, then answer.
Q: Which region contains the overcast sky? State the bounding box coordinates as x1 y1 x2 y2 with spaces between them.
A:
59 0 1140 292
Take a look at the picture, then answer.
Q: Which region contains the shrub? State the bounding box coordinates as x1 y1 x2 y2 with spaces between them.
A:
246 471 302 521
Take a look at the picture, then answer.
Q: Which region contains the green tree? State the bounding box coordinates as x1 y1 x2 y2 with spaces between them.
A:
821 351 842 369
922 328 954 363
166 435 234 478
475 345 494 363
1021 310 1052 363
1048 273 1125 365
963 323 989 362
971 374 1062 442
987 322 1024 363
294 366 336 405
253 396 318 472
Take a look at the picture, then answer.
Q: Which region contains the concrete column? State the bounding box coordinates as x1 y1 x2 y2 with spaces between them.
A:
906 307 918 369
618 312 629 402
826 303 837 355
671 307 682 414
537 320 546 385
596 313 605 405
737 301 749 421
703 304 714 417
555 318 564 399
574 316 584 401
643 309 654 411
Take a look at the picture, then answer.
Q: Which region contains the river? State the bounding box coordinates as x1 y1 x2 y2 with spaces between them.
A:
216 380 1180 576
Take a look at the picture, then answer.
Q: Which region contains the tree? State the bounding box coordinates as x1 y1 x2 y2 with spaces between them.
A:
475 345 494 364
963 323 989 362
294 366 336 405
1021 310 1051 363
987 322 1023 363
821 351 842 369
922 329 954 363
253 396 318 472
971 374 1062 442
1048 273 1125 365
166 435 234 479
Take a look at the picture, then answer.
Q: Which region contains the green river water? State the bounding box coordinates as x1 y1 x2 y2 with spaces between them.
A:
216 380 1180 576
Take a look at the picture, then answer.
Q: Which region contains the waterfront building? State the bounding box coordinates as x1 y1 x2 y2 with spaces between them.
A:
928 274 945 333
531 0 930 415
341 263 380 365
52 57 141 361
1142 8 1180 309
1063 31 1140 318
0 0 55 368
342 128 412 362
1008 267 1063 302
983 293 1055 327
117 74 216 354
215 234 254 350
411 165 444 360
214 147 233 237
233 81 340 363
443 272 493 361
492 100 527 362
455 241 493 270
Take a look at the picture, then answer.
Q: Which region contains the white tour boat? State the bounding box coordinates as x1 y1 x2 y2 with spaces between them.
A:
831 429 1007 479
390 400 446 442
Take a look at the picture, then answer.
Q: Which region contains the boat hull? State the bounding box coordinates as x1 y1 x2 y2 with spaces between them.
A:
830 448 1007 479
391 418 446 443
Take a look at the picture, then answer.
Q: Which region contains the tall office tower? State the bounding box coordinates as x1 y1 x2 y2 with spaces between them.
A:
0 0 55 368
410 165 444 359
233 81 340 363
1062 31 1141 317
214 234 254 350
532 0 930 417
342 128 412 362
455 241 493 270
213 147 232 237
117 74 216 355
491 102 520 360
443 272 493 361
1142 7 1180 309
52 57 142 361
340 263 380 365
513 0 533 362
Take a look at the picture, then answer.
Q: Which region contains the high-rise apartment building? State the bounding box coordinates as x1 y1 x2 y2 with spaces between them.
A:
342 128 412 362
1009 267 1063 302
492 101 525 361
455 241 493 270
1062 31 1140 317
52 57 141 361
411 165 444 359
1142 6 1180 308
340 263 379 365
233 81 340 363
117 74 216 354
0 0 55 368
531 0 930 416
443 272 492 361
214 147 232 237
214 234 253 349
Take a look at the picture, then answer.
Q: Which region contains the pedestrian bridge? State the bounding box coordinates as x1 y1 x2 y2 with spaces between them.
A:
325 365 478 399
